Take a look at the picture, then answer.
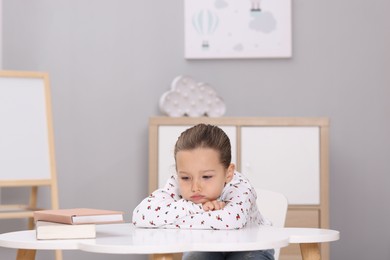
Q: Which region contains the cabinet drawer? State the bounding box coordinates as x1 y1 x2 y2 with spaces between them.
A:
285 209 320 228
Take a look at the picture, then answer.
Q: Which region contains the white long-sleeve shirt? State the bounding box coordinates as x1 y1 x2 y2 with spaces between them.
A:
132 171 271 230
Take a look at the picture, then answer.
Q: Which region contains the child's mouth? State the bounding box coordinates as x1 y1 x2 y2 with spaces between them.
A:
190 195 205 203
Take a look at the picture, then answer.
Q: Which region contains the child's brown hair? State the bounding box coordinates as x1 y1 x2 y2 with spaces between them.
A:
174 124 232 169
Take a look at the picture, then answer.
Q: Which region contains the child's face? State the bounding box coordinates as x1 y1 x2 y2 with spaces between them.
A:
176 147 234 204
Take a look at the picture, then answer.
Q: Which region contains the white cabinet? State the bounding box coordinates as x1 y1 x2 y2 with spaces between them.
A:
149 117 330 260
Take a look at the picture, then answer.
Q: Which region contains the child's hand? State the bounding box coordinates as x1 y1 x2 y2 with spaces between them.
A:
202 200 226 211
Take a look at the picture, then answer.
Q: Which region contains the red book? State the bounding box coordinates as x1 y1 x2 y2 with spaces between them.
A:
34 208 124 225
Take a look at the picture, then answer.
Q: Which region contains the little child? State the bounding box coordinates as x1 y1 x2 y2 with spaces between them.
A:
132 123 274 260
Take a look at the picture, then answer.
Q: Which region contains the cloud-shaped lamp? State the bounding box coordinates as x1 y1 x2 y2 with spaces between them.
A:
159 75 226 117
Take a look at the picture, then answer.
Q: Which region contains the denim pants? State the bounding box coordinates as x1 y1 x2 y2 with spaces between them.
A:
182 249 275 260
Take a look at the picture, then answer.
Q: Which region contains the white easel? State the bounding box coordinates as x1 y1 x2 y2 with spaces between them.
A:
0 71 61 259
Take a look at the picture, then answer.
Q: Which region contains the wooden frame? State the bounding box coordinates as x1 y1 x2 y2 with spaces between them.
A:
0 71 59 229
149 116 330 260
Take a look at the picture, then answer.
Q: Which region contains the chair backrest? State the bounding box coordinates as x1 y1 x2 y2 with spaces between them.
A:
256 189 288 260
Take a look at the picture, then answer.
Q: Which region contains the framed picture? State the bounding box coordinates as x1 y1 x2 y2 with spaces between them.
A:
184 0 292 59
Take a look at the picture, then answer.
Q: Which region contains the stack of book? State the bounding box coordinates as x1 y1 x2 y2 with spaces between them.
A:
33 208 124 240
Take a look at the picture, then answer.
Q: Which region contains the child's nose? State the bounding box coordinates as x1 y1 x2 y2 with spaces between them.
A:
191 180 201 192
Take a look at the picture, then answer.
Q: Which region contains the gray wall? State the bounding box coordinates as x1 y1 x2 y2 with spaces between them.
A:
1 0 390 259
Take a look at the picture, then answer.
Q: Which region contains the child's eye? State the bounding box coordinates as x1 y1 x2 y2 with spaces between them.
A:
180 176 190 181
203 175 213 179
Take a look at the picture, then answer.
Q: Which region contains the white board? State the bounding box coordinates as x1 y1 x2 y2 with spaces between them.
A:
0 73 53 182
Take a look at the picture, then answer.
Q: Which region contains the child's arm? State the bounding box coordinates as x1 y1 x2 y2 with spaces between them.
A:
132 176 205 228
162 184 255 230
132 173 261 230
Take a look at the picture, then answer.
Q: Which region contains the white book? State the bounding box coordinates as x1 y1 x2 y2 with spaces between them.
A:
35 221 96 240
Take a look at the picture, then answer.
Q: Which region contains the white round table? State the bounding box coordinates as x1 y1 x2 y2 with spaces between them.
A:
79 224 290 254
0 223 340 260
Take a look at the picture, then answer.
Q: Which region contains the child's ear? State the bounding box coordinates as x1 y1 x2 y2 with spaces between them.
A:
225 163 235 183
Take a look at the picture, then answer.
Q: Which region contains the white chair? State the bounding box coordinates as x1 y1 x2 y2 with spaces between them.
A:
256 189 288 260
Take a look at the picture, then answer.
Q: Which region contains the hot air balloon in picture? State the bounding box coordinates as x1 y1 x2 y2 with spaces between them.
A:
250 0 262 12
192 9 219 49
